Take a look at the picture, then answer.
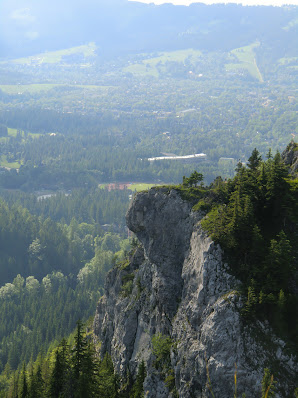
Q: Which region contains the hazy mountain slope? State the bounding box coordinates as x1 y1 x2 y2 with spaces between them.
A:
0 1 297 59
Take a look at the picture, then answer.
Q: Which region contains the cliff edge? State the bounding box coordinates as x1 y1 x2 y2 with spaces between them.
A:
93 188 297 397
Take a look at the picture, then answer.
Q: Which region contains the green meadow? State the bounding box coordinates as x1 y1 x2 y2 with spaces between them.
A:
99 183 161 191
12 42 96 65
0 84 113 95
0 84 61 94
226 41 264 82
0 128 41 143
129 183 161 191
0 155 22 169
124 49 202 77
7 128 41 138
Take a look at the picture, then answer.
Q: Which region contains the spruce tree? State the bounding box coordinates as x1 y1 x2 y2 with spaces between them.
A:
131 361 146 398
98 354 118 398
247 148 262 171
49 349 66 397
71 321 99 398
20 364 28 398
28 365 44 398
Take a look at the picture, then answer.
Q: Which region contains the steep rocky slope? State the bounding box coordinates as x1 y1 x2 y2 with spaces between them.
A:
93 188 297 397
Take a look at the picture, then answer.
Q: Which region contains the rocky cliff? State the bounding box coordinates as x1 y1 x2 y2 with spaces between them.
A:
93 188 297 397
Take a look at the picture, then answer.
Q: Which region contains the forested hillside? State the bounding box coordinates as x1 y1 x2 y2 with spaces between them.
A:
0 187 131 379
0 0 297 59
0 1 296 396
199 143 298 346
0 143 296 397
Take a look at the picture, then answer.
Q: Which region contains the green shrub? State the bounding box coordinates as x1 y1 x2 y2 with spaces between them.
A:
151 333 172 370
121 273 134 297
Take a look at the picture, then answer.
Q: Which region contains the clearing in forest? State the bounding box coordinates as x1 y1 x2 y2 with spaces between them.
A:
99 183 162 192
123 49 202 77
0 84 112 95
10 42 96 65
226 41 264 83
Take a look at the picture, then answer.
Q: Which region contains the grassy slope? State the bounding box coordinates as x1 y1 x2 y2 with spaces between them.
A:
123 49 202 77
10 42 96 65
99 183 161 191
226 41 264 83
129 183 162 191
0 84 113 95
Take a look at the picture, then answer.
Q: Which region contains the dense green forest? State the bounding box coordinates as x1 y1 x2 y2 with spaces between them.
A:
0 188 129 229
175 143 298 348
0 187 131 378
0 77 296 189
0 320 147 398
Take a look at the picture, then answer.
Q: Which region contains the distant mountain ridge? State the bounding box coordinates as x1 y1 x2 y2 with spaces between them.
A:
0 0 297 59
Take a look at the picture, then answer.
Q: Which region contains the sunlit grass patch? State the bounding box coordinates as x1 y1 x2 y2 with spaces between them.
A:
12 42 96 65
124 48 202 77
129 183 161 191
0 155 22 169
225 41 263 82
0 84 60 94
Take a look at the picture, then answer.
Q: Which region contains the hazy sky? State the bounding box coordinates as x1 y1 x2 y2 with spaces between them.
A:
132 0 298 5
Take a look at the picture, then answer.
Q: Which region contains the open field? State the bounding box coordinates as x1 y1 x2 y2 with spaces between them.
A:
226 41 264 83
7 128 41 138
0 84 62 94
99 183 162 191
0 155 22 169
0 128 42 144
129 183 161 191
0 84 113 95
11 42 96 65
123 49 202 77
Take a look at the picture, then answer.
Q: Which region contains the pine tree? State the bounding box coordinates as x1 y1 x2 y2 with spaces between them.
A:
20 364 28 398
243 283 258 317
72 320 87 380
28 365 44 398
247 148 262 171
266 152 290 223
266 231 293 293
131 361 146 398
266 148 273 160
71 321 98 398
98 354 118 398
49 346 68 398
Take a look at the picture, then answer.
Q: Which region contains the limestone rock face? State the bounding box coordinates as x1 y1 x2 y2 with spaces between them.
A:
93 188 297 397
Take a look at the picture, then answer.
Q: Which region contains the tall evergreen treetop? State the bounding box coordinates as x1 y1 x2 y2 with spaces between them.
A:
247 148 262 171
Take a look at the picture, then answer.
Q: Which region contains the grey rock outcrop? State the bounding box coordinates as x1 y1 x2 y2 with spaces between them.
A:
93 188 297 397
